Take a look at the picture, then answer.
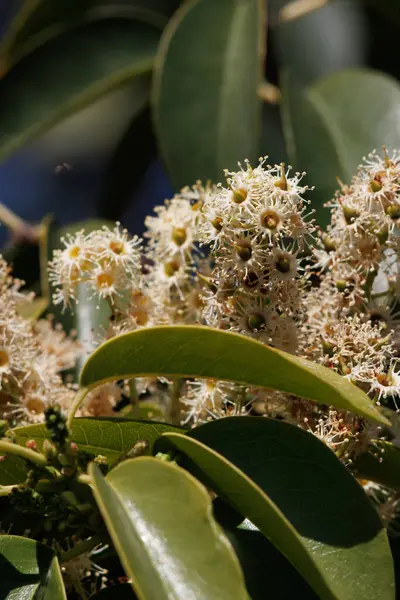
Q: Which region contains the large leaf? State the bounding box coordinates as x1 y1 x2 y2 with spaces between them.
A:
163 418 395 600
226 526 317 600
90 458 249 599
275 0 367 87
79 325 389 425
0 19 159 162
281 69 400 224
0 535 66 600
0 0 177 67
152 0 263 189
354 441 400 491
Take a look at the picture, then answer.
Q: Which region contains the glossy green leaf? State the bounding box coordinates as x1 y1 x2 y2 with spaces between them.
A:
226 526 317 600
153 0 263 189
1 0 176 67
80 325 389 425
275 1 367 87
0 19 159 162
281 69 400 224
90 458 249 600
163 418 395 600
353 441 400 491
0 535 66 599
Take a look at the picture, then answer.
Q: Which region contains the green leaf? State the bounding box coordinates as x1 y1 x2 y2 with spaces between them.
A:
281 68 400 224
17 417 181 462
1 0 176 67
163 417 395 600
0 454 28 486
80 325 389 425
353 441 400 491
275 1 367 87
226 526 317 600
0 535 66 599
0 19 159 161
90 458 249 599
152 0 264 189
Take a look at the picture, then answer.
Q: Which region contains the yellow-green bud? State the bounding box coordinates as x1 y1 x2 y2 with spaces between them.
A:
323 235 336 252
386 204 400 220
231 186 248 204
234 241 252 262
211 216 223 232
275 256 291 274
342 205 359 224
172 227 187 247
247 312 266 332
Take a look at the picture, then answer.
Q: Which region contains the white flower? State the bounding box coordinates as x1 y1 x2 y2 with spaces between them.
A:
368 362 400 410
145 196 199 260
92 223 142 273
49 224 143 308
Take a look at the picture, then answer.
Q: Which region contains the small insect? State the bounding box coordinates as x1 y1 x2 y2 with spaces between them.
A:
54 162 72 175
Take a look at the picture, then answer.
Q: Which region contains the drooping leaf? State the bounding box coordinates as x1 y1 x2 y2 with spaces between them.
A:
275 0 367 87
0 19 159 161
163 418 395 600
153 0 264 189
90 458 249 599
79 325 389 424
353 441 400 491
226 526 317 600
0 535 66 600
281 69 400 224
0 0 176 68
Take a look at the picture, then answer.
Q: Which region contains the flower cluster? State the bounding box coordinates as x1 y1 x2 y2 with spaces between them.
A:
197 160 315 352
300 149 400 411
49 224 142 309
0 261 80 425
0 148 386 465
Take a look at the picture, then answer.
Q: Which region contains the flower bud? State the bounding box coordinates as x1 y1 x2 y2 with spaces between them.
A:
211 217 223 232
385 204 400 220
247 312 267 332
342 205 359 224
234 241 252 262
172 227 187 247
231 185 248 204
